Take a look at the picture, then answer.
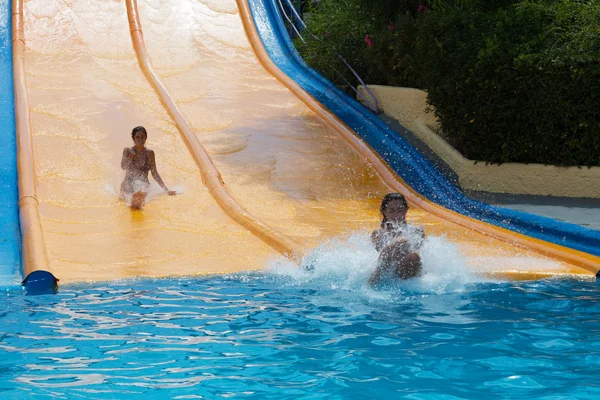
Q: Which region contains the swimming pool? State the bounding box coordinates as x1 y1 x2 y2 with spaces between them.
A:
2 247 599 399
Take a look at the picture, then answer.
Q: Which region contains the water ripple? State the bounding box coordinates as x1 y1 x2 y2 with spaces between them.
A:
1 275 600 399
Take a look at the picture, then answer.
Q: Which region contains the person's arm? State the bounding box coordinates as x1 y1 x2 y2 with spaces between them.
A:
369 251 395 287
369 263 385 287
371 229 385 252
149 150 176 195
369 229 391 287
121 148 133 170
412 226 426 250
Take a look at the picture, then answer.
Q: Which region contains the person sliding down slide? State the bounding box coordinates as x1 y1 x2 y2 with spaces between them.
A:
369 193 425 286
120 126 176 209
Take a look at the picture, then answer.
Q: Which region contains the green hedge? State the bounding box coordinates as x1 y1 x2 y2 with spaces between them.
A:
295 0 423 91
416 1 600 166
298 0 600 167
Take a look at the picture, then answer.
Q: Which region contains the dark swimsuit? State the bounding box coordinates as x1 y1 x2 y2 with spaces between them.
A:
121 147 151 195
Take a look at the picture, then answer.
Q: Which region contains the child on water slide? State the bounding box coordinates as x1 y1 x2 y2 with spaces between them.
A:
120 126 176 209
369 193 424 286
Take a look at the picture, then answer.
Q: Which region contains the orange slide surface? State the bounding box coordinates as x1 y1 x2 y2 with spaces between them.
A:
16 0 594 283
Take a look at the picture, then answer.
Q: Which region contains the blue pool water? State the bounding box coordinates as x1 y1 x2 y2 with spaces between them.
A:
1 248 600 399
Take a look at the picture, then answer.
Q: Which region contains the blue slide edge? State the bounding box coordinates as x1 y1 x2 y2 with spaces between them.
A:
0 0 23 287
248 0 600 258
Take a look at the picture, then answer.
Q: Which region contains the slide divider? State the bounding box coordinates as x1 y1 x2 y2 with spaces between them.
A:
125 0 302 260
12 0 57 293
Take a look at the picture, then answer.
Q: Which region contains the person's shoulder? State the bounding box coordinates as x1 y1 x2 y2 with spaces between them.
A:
371 228 384 246
371 228 383 238
146 148 155 156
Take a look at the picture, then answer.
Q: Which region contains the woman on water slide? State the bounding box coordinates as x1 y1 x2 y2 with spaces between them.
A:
369 193 424 285
121 126 176 209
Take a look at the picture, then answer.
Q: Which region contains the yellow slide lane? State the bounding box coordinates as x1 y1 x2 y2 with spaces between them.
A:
18 0 595 283
126 0 301 258
22 0 278 283
133 0 594 280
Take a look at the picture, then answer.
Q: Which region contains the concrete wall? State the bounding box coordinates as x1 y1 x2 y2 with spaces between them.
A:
359 85 600 199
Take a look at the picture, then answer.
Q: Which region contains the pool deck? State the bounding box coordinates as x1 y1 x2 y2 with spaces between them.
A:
469 192 600 231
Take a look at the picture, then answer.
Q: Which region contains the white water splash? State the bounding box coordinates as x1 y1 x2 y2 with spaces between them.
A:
104 182 185 207
268 230 489 297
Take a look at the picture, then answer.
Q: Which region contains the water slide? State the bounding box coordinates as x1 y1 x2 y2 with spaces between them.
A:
0 0 21 287
9 0 600 292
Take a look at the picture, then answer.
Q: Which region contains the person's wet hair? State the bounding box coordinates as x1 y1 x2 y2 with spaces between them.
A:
131 125 147 139
380 193 408 228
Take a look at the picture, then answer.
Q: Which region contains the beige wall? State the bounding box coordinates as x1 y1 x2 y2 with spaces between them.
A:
358 85 600 199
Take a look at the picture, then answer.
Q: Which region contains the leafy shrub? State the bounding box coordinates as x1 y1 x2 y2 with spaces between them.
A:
417 0 600 166
296 0 423 91
296 0 521 91
297 0 600 166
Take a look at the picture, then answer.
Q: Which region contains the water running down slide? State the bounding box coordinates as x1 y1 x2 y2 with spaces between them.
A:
135 0 594 278
20 0 277 284
14 0 598 288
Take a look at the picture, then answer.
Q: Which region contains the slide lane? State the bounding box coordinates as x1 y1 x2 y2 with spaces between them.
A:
0 0 21 287
20 0 278 284
133 0 592 279
243 0 600 273
126 0 300 258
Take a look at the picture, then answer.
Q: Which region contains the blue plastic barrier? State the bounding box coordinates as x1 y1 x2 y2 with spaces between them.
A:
0 0 22 287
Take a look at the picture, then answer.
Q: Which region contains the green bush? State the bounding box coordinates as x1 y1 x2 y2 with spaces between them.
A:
297 0 600 167
295 0 422 91
416 0 600 166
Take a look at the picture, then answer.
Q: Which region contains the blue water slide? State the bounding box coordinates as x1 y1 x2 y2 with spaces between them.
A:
0 0 22 287
248 0 600 258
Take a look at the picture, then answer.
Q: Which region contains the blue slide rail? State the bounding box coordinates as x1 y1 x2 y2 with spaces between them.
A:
248 0 600 258
0 0 22 287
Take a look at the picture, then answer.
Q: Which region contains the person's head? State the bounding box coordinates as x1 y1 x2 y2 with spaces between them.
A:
380 193 409 227
131 126 147 147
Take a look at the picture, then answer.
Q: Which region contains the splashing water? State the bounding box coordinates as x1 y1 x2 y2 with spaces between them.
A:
269 231 489 301
2 258 600 399
105 181 185 207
